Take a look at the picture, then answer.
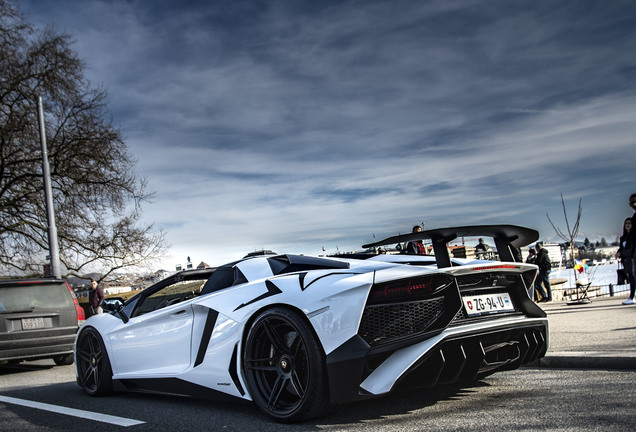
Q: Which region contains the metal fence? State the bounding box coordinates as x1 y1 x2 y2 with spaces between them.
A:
551 282 631 301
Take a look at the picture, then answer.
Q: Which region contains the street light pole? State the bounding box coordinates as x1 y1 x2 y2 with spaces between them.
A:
37 96 61 279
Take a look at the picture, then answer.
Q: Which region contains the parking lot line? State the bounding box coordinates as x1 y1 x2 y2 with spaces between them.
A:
0 395 145 427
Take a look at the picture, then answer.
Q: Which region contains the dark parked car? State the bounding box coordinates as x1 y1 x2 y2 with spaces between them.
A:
0 278 85 365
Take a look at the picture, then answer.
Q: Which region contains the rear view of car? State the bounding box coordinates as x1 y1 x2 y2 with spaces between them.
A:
72 225 548 422
0 279 85 366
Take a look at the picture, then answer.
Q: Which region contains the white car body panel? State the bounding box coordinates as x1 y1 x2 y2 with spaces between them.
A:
108 303 194 376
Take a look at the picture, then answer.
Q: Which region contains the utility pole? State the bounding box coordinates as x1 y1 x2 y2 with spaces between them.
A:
38 96 61 279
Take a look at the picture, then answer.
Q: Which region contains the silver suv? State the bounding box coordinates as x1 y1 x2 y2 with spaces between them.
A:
0 278 85 365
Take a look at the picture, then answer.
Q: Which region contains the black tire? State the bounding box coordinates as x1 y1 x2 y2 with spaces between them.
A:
243 307 330 423
53 353 74 366
75 327 113 395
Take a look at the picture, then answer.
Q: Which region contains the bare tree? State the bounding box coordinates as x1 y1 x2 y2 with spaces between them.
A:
547 194 582 253
1 0 167 280
547 194 591 303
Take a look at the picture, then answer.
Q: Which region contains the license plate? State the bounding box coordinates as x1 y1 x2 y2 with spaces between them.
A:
462 293 514 317
21 317 45 330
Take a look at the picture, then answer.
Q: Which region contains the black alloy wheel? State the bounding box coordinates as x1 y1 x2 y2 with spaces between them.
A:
243 307 330 422
75 327 113 395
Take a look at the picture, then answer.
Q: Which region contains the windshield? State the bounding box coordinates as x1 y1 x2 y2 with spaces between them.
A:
0 283 73 313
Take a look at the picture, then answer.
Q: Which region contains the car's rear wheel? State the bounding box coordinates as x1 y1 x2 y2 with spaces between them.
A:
53 353 74 366
243 307 330 423
75 327 113 395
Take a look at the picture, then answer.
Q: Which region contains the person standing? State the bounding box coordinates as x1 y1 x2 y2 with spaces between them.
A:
526 248 537 264
474 238 490 258
535 243 552 302
617 217 636 305
525 248 537 300
629 193 636 271
406 225 426 255
88 278 104 316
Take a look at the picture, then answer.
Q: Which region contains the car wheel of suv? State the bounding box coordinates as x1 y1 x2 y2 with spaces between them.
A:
242 307 330 423
53 353 74 366
76 327 113 395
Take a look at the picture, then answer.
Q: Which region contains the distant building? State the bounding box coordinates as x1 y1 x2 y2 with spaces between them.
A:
101 282 133 296
521 243 565 265
594 246 618 259
450 245 476 259
197 261 210 269
542 243 563 266
153 269 172 279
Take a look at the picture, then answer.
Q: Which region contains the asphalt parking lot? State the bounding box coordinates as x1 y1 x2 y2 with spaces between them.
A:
1 359 635 431
2 295 635 431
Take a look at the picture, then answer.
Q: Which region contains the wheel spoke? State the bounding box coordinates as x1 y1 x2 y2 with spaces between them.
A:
267 375 288 409
289 332 302 357
245 355 275 364
76 348 91 363
261 319 287 354
289 369 305 397
79 366 93 387
246 363 277 372
245 353 277 371
87 335 97 356
91 365 100 386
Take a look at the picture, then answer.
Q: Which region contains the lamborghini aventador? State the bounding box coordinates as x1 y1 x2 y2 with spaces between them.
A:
75 225 548 422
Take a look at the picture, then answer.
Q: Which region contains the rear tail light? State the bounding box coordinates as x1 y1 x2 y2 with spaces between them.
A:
472 265 518 271
65 282 86 326
367 274 454 305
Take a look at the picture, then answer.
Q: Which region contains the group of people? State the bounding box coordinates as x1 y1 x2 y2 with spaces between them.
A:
616 193 636 305
525 243 552 302
400 199 636 306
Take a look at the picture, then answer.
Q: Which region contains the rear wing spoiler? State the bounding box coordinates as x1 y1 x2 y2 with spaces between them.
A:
362 224 539 268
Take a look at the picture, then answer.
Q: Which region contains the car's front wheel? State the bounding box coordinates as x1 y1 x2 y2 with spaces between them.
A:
75 327 113 395
243 307 330 422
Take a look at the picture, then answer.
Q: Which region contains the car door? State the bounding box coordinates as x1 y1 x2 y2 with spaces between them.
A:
107 301 195 377
106 276 209 377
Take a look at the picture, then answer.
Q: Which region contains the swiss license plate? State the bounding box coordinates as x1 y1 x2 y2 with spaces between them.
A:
21 317 45 330
462 293 514 317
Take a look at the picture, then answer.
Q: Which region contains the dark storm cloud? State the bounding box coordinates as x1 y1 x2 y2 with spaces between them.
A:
20 0 636 265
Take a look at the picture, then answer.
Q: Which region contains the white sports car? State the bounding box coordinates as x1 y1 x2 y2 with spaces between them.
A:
75 225 548 422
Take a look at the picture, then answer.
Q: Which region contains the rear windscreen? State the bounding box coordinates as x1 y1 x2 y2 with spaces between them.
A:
0 283 73 313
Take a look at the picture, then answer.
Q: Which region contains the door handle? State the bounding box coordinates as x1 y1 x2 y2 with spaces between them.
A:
171 310 187 316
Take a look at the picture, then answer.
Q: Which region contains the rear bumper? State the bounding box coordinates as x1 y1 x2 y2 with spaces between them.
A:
0 327 78 362
326 316 548 403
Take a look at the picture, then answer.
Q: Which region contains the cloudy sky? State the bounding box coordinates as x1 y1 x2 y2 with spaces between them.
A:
19 0 636 269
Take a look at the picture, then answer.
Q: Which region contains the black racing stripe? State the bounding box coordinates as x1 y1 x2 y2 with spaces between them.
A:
229 343 245 396
233 280 282 311
303 272 360 290
194 309 219 367
298 272 307 290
